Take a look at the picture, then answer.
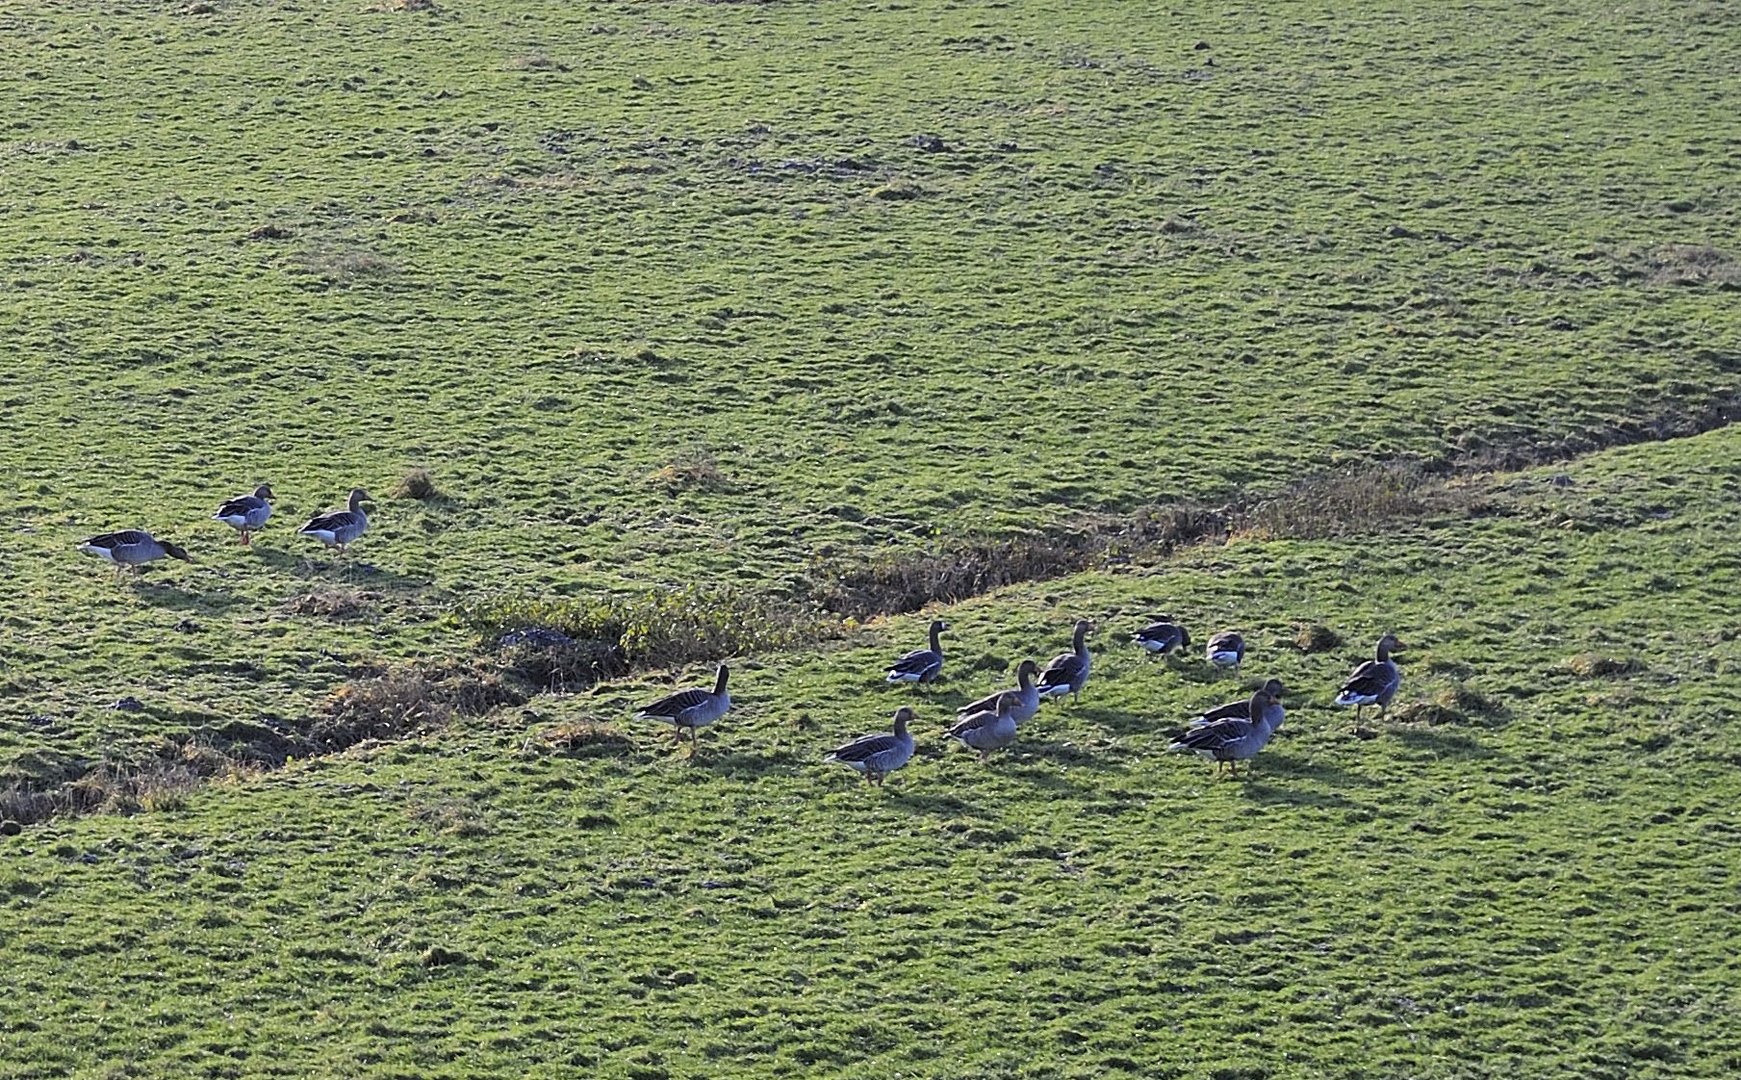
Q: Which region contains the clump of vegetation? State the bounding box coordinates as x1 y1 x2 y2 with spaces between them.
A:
1634 243 1739 288
870 181 925 201
804 506 1226 618
1294 623 1342 653
1392 700 1465 726
1436 680 1505 719
805 532 1095 618
1241 462 1469 539
528 720 635 759
409 798 489 838
0 739 246 824
647 446 732 493
453 585 824 672
312 668 451 751
283 587 379 620
1563 652 1644 678
298 244 398 284
505 52 566 72
417 656 533 715
391 467 442 501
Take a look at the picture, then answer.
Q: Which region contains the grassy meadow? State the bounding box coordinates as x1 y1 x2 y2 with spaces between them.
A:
2 0 1740 1075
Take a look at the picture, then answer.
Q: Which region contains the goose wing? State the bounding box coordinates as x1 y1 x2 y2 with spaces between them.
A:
1169 717 1255 754
1036 651 1083 690
825 731 901 764
1134 622 1183 648
636 687 714 718
216 494 264 519
887 648 941 677
1338 660 1396 699
947 709 998 740
81 530 149 550
958 686 1017 716
1191 697 1255 727
300 509 363 534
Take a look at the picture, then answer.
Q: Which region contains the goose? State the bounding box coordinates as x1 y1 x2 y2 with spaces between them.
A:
635 663 731 754
1187 678 1287 729
77 530 193 577
1206 630 1246 672
214 484 275 545
1036 619 1093 703
298 488 371 552
886 619 948 685
825 707 916 786
957 659 1041 727
1132 616 1191 657
1168 680 1285 776
1334 633 1405 724
946 695 1018 760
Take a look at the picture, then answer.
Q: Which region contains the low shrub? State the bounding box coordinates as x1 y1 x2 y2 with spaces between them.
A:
452 585 823 672
1240 462 1467 539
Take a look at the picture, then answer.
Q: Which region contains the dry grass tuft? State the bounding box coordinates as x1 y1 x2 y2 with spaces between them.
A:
1392 701 1465 726
313 669 451 751
392 467 442 501
805 532 1096 618
531 720 635 759
410 798 489 837
284 587 379 620
647 446 732 493
870 181 926 201
299 244 398 284
505 52 567 71
1436 681 1505 718
1240 462 1470 539
1294 623 1343 653
454 585 822 673
0 739 251 824
803 504 1225 618
1642 244 1739 288
1563 653 1644 678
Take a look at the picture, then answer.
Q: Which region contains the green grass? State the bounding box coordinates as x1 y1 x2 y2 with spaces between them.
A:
4 422 1740 1077
4 0 1739 772
2 0 1741 1075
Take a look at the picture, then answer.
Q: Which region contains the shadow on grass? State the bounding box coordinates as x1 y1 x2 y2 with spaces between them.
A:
886 789 983 816
1255 751 1380 788
1016 739 1130 771
1391 728 1500 759
246 546 430 588
1065 704 1159 737
1236 779 1361 810
1001 763 1107 798
686 749 800 777
129 581 249 612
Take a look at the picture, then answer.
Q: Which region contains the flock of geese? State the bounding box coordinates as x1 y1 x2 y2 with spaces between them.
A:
76 484 372 575
70 483 1406 787
636 617 1408 786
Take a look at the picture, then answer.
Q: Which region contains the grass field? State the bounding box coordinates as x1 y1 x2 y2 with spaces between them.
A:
2 0 1740 1075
